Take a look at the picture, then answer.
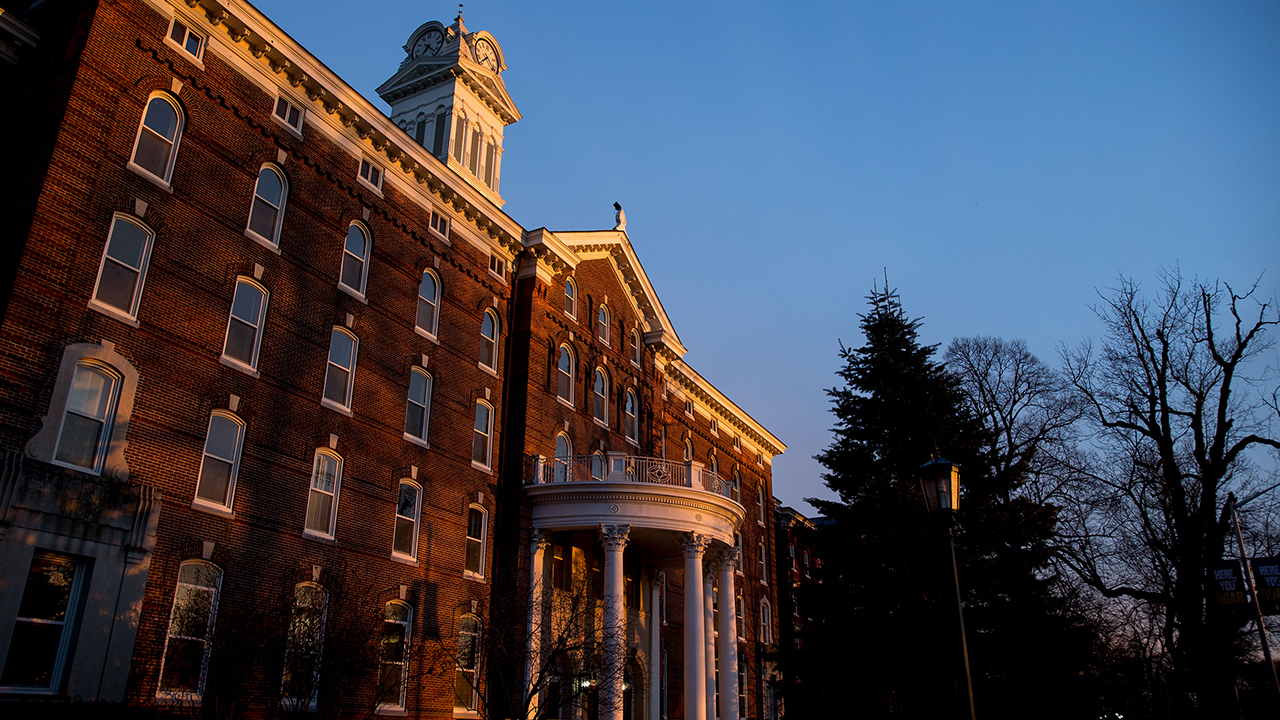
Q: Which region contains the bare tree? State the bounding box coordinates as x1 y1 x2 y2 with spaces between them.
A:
1058 270 1279 716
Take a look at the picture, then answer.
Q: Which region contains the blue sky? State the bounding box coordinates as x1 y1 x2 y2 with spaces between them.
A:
254 0 1280 511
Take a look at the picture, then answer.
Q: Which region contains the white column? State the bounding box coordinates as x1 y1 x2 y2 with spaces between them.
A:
526 529 549 719
601 525 630 720
681 533 710 720
649 571 664 720
717 550 740 720
704 560 717 720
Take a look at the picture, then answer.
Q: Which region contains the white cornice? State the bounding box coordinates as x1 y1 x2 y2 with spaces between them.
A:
667 360 786 459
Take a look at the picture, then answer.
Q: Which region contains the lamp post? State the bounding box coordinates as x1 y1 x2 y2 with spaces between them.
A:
919 456 976 720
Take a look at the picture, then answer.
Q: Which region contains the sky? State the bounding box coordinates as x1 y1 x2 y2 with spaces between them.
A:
252 0 1280 512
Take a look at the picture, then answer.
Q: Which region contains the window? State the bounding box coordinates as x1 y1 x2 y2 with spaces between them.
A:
624 390 638 443
738 650 747 718
630 329 641 366
465 506 487 577
0 554 86 692
430 209 450 238
404 368 432 444
684 399 694 417
358 157 383 190
452 114 466 163
433 110 448 156
758 541 767 584
593 368 608 424
167 18 203 60
757 484 766 524
484 139 497 188
416 270 440 337
472 401 492 469
597 305 610 345
157 561 221 700
736 595 745 639
454 614 481 709
556 345 574 403
246 165 287 246
591 451 605 481
710 418 719 435
709 453 718 475
130 94 182 184
731 469 741 503
735 532 744 574
760 599 773 644
222 279 268 370
479 309 498 371
468 128 481 175
54 363 120 473
378 602 412 710
274 96 304 132
339 223 370 297
305 450 342 537
90 214 154 321
564 278 577 318
756 451 763 467
683 437 693 463
734 435 741 452
393 481 421 559
488 254 505 278
194 411 244 510
554 433 572 483
322 328 358 412
282 583 327 711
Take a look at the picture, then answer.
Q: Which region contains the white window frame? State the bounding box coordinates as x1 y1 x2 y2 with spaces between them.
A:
378 601 413 710
478 309 499 374
760 599 773 645
487 253 506 280
392 480 422 561
51 362 121 475
165 16 204 62
28 343 138 480
556 344 575 407
464 505 488 578
192 410 245 513
454 613 482 709
553 433 572 483
245 164 288 249
757 484 766 525
597 304 610 345
592 367 609 426
403 367 432 447
564 278 577 319
220 277 269 375
630 329 641 366
0 553 87 694
758 540 768 585
591 451 606 481
684 399 694 418
273 95 305 135
624 389 638 444
415 270 441 340
321 327 359 414
282 582 327 711
338 222 371 300
128 92 183 187
430 209 450 240
88 213 155 325
358 157 384 193
471 400 493 471
156 561 222 702
304 449 343 539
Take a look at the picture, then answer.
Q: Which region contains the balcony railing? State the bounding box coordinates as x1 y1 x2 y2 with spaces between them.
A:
526 453 733 500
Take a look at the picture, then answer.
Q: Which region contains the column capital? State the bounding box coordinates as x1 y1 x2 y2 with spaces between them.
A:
599 524 631 552
531 528 551 551
680 532 710 558
715 547 740 571
651 569 667 587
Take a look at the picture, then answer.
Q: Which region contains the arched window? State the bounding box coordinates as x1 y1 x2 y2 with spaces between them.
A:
414 111 427 145
709 453 718 475
416 271 440 338
593 368 609 424
465 505 487 577
624 390 638 443
246 165 287 246
54 362 121 473
683 437 693 462
393 480 421 559
157 560 222 700
130 93 183 184
454 614 481 709
556 345 574 403
90 213 154 321
472 401 493 469
630 329 641 366
554 433 572 483
322 327 359 411
591 451 605 481
222 278 268 371
760 599 773 645
194 410 245 510
564 278 577 318
757 483 766 524
452 112 467 163
479 309 499 371
283 582 327 711
736 595 745 638
339 223 370 296
379 601 413 710
731 469 741 503
305 449 342 537
404 368 432 444
597 304 610 345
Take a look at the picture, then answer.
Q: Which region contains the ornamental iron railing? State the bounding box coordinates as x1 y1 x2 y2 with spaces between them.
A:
526 454 732 500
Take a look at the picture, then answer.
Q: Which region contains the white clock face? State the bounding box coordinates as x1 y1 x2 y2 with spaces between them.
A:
475 39 498 71
413 29 443 58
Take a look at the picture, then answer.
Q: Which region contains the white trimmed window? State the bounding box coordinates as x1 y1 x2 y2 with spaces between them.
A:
0 554 87 692
193 411 244 510
157 561 221 700
593 368 609 424
734 435 742 452
624 390 638 443
282 583 326 711
760 599 773 644
454 614 481 709
731 469 741 503
130 93 183 184
757 484 766 524
167 18 203 60
597 304 610 345
710 418 719 435
553 433 572 483
564 278 577 318
630 329 641 366
416 270 440 338
404 368 432 444
246 165 288 246
556 344 574 403
358 157 383 191
430 209 450 238
488 254 505 278
221 278 268 371
378 602 412 710
472 401 493 469
479 309 499 371
464 506 487 577
591 451 605 481
339 223 370 297
322 328 358 411
736 595 745 638
393 481 421 560
90 214 154 322
684 399 694 417
683 437 693 462
54 363 121 473
304 450 342 537
274 96 304 132
758 540 768 585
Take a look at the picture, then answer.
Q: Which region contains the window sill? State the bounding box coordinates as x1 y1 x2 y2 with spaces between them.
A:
270 112 305 140
478 362 498 378
191 499 234 518
302 529 337 544
156 692 201 706
126 162 174 193
376 707 408 717
555 396 575 410
453 710 481 719
593 417 609 430
163 36 206 71
403 432 430 450
414 326 440 344
219 354 260 378
320 397 354 417
390 553 419 567
357 176 385 198
337 282 368 304
463 571 487 583
87 299 140 327
625 437 639 447
487 269 508 285
244 228 282 254
471 460 492 475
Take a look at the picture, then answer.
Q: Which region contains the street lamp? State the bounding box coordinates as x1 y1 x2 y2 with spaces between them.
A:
919 456 976 720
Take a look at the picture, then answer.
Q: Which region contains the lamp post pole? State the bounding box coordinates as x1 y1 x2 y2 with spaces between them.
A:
943 512 976 720
920 457 976 720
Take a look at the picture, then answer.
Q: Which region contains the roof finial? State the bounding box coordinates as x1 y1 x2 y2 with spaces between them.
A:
613 202 626 231
457 4 464 22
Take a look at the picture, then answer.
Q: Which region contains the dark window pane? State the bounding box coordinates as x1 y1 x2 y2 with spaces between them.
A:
55 414 103 469
416 298 436 332
393 517 415 555
340 255 363 290
305 490 333 533
170 21 187 44
185 32 201 55
466 537 481 573
472 432 487 464
224 319 257 365
405 403 424 437
398 484 418 517
1 621 61 687
134 131 172 177
169 586 212 638
230 284 263 324
95 261 140 312
16 557 77 621
159 638 204 693
248 197 279 239
324 366 349 404
105 219 148 267
196 456 231 504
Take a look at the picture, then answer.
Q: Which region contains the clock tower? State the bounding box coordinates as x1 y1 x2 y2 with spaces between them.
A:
377 13 521 206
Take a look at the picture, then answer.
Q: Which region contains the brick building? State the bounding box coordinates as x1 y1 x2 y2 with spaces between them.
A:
0 1 785 719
